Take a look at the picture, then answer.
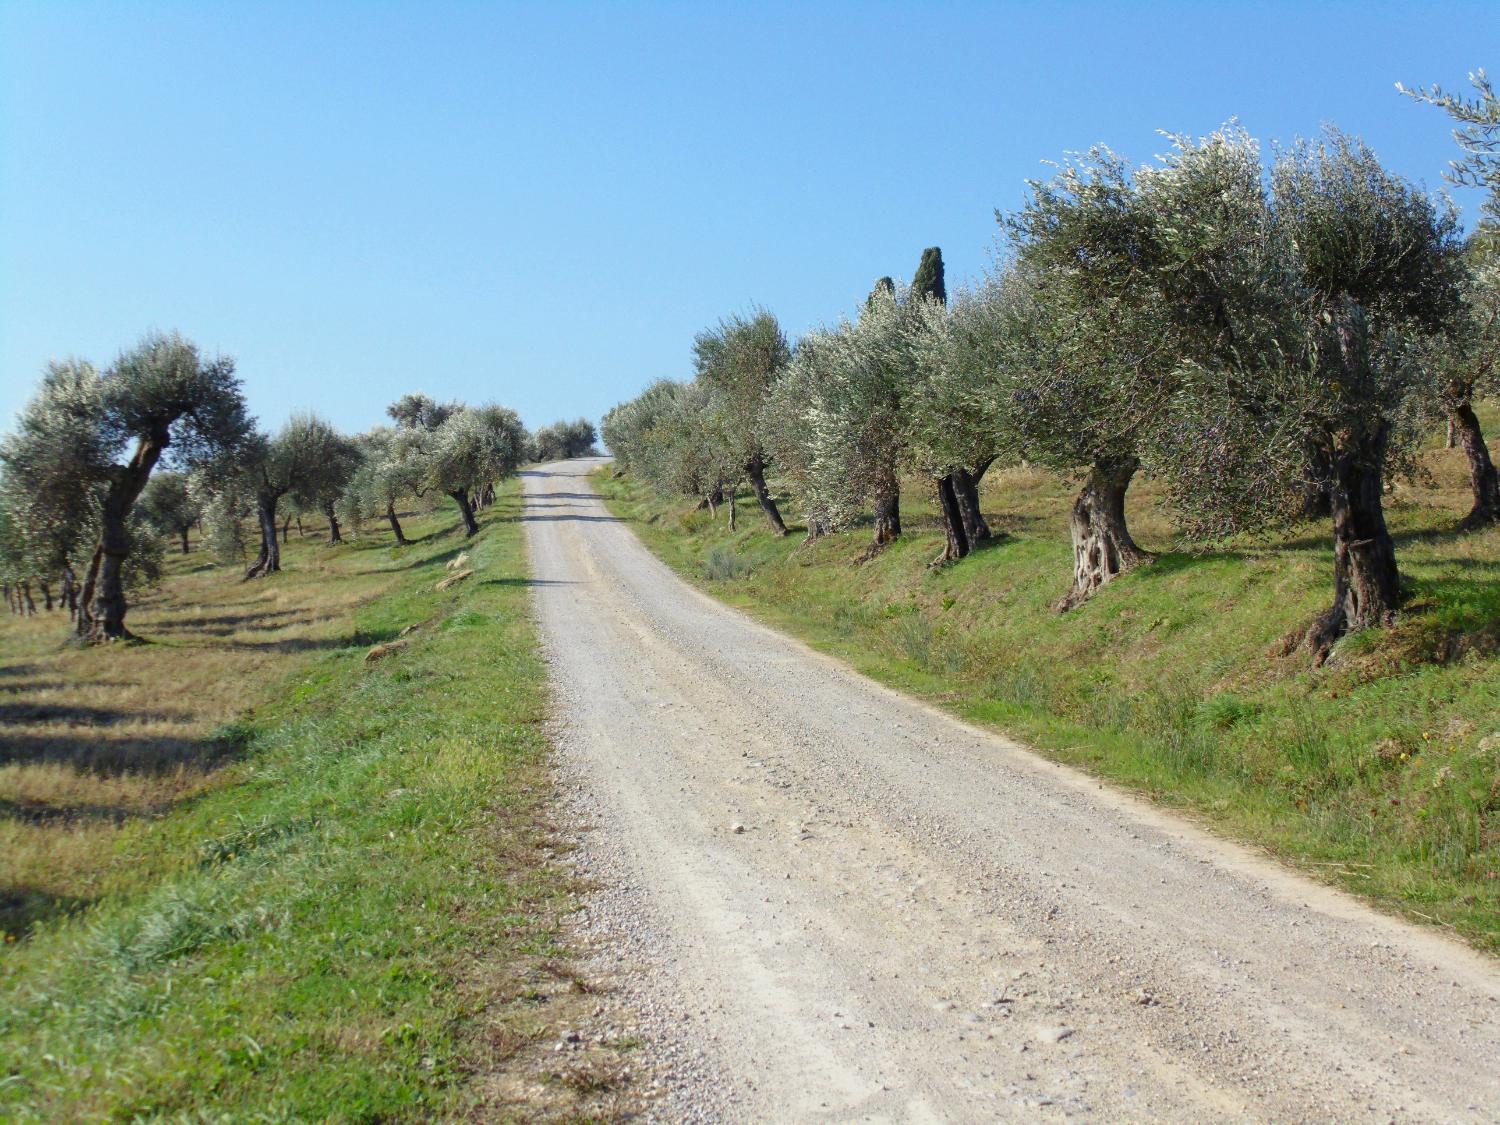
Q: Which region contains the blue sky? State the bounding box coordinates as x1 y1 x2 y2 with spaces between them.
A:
1 1 1494 437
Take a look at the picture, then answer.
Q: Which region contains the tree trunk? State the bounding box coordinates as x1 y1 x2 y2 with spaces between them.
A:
20 581 35 616
727 485 737 531
76 549 101 638
41 582 53 612
451 490 479 536
280 515 292 544
696 485 725 512
1446 416 1458 449
744 456 788 536
482 483 495 508
871 466 901 547
1451 402 1500 529
323 501 343 544
91 506 135 638
62 566 77 616
955 460 993 546
1057 456 1151 611
86 432 169 641
802 514 831 544
386 502 408 545
244 494 282 578
1303 427 1402 663
932 475 969 565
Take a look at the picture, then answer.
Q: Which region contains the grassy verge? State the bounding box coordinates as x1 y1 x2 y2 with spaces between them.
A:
0 485 623 1121
596 421 1500 954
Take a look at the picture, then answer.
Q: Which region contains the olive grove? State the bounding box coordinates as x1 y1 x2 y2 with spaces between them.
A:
605 118 1490 659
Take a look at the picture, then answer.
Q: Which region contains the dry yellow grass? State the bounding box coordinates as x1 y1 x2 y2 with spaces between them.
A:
0 515 448 938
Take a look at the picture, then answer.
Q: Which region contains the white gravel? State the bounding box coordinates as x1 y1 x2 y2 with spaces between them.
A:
525 458 1500 1123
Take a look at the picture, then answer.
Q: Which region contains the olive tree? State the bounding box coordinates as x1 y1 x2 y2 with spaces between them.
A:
760 329 846 540
0 360 110 614
1138 128 1463 658
243 414 347 577
907 279 1018 563
1400 68 1500 523
530 417 598 462
602 381 683 477
603 380 735 511
291 429 361 543
1 335 248 640
425 404 527 536
1003 149 1176 607
338 426 425 544
770 284 931 549
138 471 201 553
693 309 792 535
1399 67 1499 229
1426 253 1500 527
1272 133 1460 652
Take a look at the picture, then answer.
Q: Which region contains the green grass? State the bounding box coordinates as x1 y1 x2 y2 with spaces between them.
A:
596 426 1500 953
0 484 592 1121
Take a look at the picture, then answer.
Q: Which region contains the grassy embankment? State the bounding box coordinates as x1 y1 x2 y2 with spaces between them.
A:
596 412 1500 953
0 484 629 1121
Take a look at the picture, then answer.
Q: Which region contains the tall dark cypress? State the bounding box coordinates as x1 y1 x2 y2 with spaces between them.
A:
911 247 947 306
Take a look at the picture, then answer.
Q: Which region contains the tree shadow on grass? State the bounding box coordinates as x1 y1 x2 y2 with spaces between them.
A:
149 608 307 631
0 796 146 826
1 886 97 942
0 725 252 777
0 702 188 726
219 627 401 654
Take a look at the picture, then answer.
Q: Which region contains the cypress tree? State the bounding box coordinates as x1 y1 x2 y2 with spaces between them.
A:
911 247 947 305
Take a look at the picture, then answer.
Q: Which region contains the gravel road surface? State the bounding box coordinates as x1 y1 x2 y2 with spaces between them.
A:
523 458 1500 1122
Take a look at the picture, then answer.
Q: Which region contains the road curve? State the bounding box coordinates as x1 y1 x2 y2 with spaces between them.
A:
522 458 1500 1122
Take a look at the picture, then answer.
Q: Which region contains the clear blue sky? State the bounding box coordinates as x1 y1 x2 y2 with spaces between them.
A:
1 1 1494 437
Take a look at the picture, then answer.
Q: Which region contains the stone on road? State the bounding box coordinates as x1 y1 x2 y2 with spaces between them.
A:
523 458 1500 1123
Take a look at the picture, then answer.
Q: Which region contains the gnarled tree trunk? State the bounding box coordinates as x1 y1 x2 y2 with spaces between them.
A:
932 475 969 566
75 549 101 637
1451 402 1499 529
744 456 787 536
955 460 993 548
451 489 480 537
871 465 901 548
88 432 168 641
323 501 343 544
245 493 283 578
1303 428 1402 663
386 502 408 545
179 526 191 554
1057 456 1150 611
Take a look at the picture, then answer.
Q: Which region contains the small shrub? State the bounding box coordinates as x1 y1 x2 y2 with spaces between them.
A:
703 547 751 581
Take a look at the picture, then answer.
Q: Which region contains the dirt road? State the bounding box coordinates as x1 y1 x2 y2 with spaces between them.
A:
523 459 1500 1122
